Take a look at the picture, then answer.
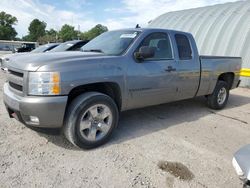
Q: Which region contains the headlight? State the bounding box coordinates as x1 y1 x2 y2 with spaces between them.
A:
28 72 60 95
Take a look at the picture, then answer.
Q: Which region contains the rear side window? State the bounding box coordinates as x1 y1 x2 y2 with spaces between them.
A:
175 34 192 60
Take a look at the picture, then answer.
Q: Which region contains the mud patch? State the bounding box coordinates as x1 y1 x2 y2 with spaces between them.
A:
158 161 194 181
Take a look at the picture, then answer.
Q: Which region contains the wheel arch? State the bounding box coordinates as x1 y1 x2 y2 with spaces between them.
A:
66 82 122 111
217 72 235 89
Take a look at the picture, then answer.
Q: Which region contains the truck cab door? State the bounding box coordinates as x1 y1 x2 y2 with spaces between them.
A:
126 32 178 109
174 33 200 100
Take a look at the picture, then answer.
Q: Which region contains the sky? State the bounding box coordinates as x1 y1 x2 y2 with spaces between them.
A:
0 0 240 37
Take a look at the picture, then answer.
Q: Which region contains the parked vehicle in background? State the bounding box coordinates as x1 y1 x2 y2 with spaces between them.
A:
3 28 242 149
0 40 38 53
15 43 37 53
233 145 250 188
49 40 89 52
15 46 33 53
0 43 60 70
1 41 88 69
30 43 60 53
0 46 11 51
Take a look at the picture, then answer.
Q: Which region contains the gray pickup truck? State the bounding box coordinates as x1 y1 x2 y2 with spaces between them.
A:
3 28 242 148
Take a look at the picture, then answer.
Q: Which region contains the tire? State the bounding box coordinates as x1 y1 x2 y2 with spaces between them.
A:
207 81 229 110
63 92 119 149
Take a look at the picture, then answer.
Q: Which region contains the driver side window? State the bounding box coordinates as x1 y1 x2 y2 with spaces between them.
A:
139 32 173 60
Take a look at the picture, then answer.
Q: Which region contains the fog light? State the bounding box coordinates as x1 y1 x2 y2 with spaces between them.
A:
30 116 39 124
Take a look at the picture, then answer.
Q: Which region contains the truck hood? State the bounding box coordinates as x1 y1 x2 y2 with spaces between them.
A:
1 52 28 60
7 51 105 71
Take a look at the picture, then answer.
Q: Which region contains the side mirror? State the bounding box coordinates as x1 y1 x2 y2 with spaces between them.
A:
134 46 155 60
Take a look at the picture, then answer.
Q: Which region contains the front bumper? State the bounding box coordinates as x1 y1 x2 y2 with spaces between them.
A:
3 83 68 128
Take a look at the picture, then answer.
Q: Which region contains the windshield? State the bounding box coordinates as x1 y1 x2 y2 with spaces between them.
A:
50 42 75 52
81 30 141 55
31 44 56 53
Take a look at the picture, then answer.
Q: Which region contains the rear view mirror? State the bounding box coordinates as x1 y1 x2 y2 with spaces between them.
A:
134 46 155 60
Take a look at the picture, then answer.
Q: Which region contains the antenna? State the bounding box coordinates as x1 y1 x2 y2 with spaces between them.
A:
135 24 141 28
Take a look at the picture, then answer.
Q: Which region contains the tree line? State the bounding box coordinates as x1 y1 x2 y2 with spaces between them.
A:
0 11 108 43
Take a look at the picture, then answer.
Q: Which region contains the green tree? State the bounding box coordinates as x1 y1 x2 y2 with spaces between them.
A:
27 19 47 41
37 35 57 44
0 11 18 40
81 24 108 40
22 35 31 41
59 24 77 41
46 29 57 36
37 29 58 44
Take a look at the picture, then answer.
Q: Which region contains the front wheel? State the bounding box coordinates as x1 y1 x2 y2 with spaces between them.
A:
207 81 229 110
63 92 119 149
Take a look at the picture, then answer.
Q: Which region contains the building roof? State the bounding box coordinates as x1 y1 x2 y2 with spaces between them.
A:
148 0 250 86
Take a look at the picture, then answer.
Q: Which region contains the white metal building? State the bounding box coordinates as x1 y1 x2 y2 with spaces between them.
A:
148 0 250 87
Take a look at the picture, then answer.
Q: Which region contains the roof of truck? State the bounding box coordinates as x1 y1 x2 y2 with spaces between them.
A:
114 27 191 35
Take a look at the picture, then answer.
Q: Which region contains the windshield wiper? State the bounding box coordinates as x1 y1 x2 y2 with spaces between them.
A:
83 49 104 53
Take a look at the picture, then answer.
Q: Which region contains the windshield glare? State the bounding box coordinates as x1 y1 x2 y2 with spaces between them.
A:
50 42 74 52
81 30 140 55
31 45 52 53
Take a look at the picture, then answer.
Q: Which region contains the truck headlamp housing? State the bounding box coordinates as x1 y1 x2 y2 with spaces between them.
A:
28 72 60 95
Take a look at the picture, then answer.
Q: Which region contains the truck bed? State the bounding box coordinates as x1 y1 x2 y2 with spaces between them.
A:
196 55 242 97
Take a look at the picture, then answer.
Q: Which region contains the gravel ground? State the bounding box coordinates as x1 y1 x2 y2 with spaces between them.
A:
0 71 249 188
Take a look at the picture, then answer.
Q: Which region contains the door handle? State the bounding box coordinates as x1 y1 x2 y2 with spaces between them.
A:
165 66 176 72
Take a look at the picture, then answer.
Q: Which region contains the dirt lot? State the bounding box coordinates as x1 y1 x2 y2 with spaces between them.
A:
0 71 249 188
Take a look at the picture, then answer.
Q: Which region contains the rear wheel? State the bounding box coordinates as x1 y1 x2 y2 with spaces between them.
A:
63 92 119 149
207 81 229 110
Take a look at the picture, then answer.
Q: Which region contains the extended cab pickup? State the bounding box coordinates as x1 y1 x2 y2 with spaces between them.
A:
3 28 242 148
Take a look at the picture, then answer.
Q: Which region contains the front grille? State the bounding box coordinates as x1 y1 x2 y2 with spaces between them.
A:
7 68 24 93
8 69 23 77
9 82 23 91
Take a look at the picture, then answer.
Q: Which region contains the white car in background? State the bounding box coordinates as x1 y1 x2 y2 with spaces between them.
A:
233 145 250 188
0 43 59 70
